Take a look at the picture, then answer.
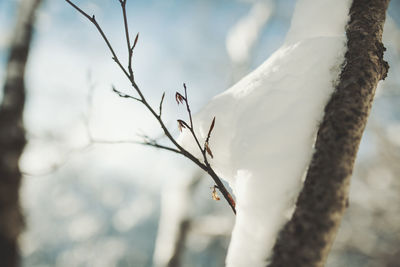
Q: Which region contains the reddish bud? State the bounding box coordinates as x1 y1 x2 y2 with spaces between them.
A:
205 142 214 158
205 117 216 143
132 33 139 50
227 193 236 208
175 92 185 105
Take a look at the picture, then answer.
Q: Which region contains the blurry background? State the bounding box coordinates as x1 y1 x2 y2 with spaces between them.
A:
0 0 399 266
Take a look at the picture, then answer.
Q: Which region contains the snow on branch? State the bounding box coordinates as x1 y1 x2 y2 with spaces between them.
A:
268 1 390 266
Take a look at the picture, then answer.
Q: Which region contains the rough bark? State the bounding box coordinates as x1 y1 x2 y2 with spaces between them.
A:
268 0 390 267
0 0 42 266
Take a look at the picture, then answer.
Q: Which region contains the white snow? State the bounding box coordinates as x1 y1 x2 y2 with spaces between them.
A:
226 0 274 64
178 0 352 266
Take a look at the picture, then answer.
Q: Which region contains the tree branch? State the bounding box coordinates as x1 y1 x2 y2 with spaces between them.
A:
64 0 236 214
268 0 390 266
65 0 131 79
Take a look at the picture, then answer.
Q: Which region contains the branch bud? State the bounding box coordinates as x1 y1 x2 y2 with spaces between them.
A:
175 92 185 105
211 186 220 201
132 32 139 50
205 142 214 158
177 119 187 132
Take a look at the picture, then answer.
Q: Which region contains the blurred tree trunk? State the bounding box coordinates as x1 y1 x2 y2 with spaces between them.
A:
153 174 201 267
268 0 390 267
0 0 42 266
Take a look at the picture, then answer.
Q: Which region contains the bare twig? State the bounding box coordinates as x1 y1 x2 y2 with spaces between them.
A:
175 85 235 211
176 85 205 157
119 0 135 78
159 92 165 117
64 0 236 214
204 117 216 158
22 76 177 177
112 85 141 102
65 0 131 79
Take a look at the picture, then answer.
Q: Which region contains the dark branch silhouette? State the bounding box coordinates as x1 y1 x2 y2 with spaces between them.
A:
64 0 236 214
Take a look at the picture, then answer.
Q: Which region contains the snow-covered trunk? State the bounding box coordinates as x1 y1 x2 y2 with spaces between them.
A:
179 0 353 266
268 0 390 266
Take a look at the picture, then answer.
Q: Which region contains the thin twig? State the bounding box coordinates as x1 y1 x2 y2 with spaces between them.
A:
112 86 142 102
176 85 236 212
183 84 193 128
177 85 205 155
159 92 165 117
65 0 130 79
64 0 236 214
119 0 134 78
92 138 181 154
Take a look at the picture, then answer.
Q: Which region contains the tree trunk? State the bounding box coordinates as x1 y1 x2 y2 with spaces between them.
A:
0 0 42 266
268 0 390 266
